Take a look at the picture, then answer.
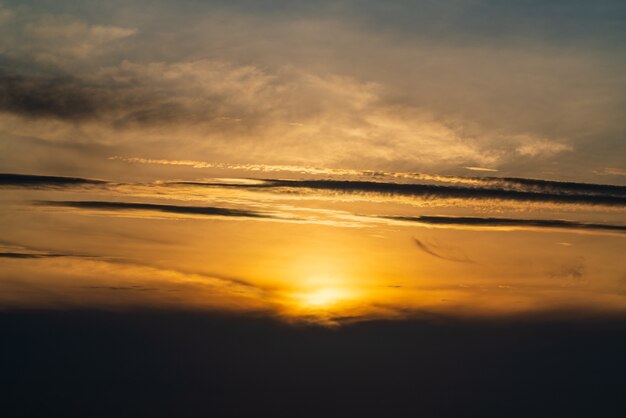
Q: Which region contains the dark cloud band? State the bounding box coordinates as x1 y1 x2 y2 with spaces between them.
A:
0 252 68 259
177 179 626 207
36 200 271 219
461 176 626 197
386 215 626 233
0 173 106 187
0 73 102 121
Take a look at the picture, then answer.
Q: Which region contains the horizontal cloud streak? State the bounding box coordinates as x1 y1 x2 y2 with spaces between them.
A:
0 252 68 259
474 176 626 197
36 200 272 219
117 157 626 197
3 170 624 201
263 180 626 206
116 156 626 196
0 173 106 187
177 179 626 207
387 215 626 234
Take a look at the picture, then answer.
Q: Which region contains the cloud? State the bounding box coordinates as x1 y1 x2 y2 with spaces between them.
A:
0 1 625 180
386 215 626 234
0 61 269 125
115 157 626 197
0 54 587 175
464 166 498 172
0 252 67 259
109 156 380 176
0 68 210 125
3 172 622 234
0 7 136 64
412 238 473 263
36 200 272 219
600 168 626 177
23 16 136 60
198 178 626 207
550 258 586 280
0 5 14 26
81 285 159 292
0 73 105 121
0 243 97 259
516 139 573 158
0 173 106 187
476 176 626 197
0 242 101 260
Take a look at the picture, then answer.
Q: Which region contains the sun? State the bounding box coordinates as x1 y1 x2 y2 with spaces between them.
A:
297 288 349 308
282 273 361 317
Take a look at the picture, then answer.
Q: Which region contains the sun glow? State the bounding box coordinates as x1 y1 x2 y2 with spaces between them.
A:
296 288 351 308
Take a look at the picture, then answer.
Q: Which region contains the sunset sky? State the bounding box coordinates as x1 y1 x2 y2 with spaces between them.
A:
1 1 625 417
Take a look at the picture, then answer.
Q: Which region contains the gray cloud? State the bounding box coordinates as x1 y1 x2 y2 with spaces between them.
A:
178 179 626 207
81 285 159 291
0 244 99 259
5 170 624 204
0 73 103 121
36 200 272 219
0 173 106 187
1 1 625 180
387 215 626 234
412 238 473 263
0 70 209 126
0 252 68 259
464 176 626 197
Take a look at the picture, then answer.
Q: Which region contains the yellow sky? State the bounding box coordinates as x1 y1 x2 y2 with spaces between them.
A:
1 172 624 324
0 1 625 324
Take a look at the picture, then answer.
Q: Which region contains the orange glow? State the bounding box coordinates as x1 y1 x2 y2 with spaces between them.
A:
0 172 625 324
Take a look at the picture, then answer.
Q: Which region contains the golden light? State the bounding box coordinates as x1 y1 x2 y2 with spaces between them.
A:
296 287 351 309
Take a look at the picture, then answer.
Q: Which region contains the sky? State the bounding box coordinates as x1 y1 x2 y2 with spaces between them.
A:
1 0 625 181
0 1 625 417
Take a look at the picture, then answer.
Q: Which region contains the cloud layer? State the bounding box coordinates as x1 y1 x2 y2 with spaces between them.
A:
38 200 271 219
1 1 625 180
179 178 626 207
390 215 626 234
0 173 106 187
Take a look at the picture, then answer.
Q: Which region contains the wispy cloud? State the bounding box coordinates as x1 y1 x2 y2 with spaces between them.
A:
109 156 378 176
1 1 624 180
4 169 624 202
190 178 626 207
0 242 97 259
412 238 473 263
556 242 574 247
549 259 586 280
36 200 273 219
0 252 68 259
474 176 626 197
601 168 626 177
0 7 136 65
516 140 572 158
386 215 626 234
80 285 159 292
115 157 626 196
464 166 498 172
0 173 107 187
0 73 104 121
